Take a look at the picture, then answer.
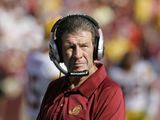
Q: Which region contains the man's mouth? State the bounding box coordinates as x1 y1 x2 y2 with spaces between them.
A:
74 63 83 66
72 63 84 69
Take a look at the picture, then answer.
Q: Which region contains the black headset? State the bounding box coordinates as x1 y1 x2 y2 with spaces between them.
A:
49 14 104 76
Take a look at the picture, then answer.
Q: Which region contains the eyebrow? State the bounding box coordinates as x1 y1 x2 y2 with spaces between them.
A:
64 41 89 46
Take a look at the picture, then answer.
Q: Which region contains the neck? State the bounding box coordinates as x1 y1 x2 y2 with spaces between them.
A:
69 77 86 89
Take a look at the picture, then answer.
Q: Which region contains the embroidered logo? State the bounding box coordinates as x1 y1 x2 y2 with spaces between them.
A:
69 105 82 115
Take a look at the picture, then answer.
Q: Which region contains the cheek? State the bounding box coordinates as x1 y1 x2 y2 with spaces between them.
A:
64 50 72 58
62 50 71 64
84 49 94 61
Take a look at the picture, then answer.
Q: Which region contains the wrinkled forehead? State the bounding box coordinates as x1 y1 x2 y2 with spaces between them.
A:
62 30 93 42
62 29 94 43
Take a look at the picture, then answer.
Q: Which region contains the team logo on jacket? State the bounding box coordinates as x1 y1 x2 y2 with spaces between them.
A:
69 105 82 115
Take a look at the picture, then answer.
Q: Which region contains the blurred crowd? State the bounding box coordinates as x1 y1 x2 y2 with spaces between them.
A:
0 0 160 120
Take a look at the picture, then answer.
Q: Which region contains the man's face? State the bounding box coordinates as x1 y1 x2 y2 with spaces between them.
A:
62 30 96 75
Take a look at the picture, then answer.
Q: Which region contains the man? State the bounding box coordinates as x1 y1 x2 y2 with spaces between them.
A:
36 14 125 120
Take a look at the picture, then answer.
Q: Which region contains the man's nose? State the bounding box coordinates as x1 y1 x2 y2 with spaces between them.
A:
73 46 82 59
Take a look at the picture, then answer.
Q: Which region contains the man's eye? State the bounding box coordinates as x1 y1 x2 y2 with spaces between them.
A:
81 44 88 48
69 45 74 48
66 45 74 49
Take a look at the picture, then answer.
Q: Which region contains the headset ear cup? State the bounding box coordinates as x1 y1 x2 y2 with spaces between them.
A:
93 30 104 60
93 36 98 60
49 37 61 62
55 39 63 62
49 46 55 61
97 29 104 60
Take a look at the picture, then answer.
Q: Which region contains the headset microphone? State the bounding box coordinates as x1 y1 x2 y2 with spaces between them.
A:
69 70 89 76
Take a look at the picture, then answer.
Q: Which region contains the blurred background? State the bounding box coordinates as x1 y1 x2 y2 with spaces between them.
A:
0 0 160 120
